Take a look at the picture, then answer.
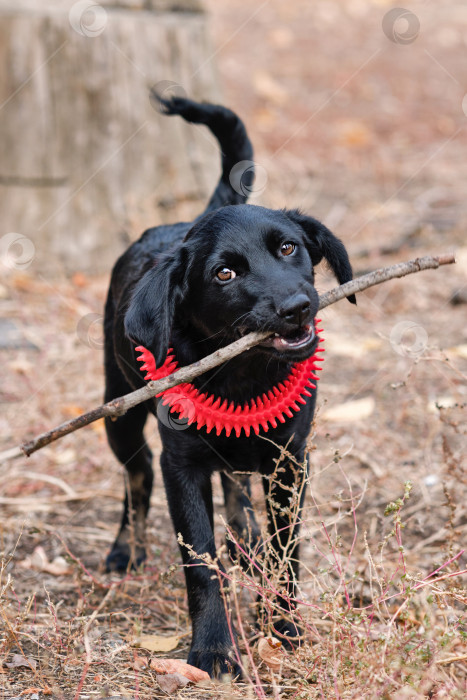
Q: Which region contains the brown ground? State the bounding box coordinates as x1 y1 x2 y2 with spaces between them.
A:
1 1 466 698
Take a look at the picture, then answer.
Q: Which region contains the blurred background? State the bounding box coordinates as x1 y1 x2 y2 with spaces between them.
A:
1 0 466 273
0 2 466 696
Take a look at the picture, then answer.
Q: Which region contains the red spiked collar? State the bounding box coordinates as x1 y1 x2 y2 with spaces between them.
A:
136 321 324 437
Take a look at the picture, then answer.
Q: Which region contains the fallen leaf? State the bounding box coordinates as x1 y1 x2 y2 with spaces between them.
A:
12 273 35 291
254 107 277 129
361 338 384 352
258 637 283 671
19 546 73 576
133 654 148 671
149 658 210 683
447 344 467 359
253 70 288 104
322 397 375 423
46 556 74 576
427 396 457 414
136 634 179 653
454 246 467 273
337 120 373 147
71 272 89 288
157 672 190 694
62 404 85 418
52 448 76 465
91 418 105 435
268 27 294 48
7 358 33 375
19 546 48 571
4 654 37 670
19 688 41 696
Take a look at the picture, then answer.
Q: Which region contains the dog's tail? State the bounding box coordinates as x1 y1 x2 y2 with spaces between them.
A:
153 91 254 212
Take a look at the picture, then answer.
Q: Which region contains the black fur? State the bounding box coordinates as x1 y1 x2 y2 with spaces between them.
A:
104 95 355 677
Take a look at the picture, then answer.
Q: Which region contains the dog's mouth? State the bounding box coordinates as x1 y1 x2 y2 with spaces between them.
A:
235 322 318 357
264 324 315 351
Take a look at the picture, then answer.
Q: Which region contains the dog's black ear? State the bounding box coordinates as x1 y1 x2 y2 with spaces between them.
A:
124 246 191 367
285 209 356 304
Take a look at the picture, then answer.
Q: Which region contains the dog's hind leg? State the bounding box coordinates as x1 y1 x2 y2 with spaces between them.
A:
104 400 153 571
260 454 308 645
220 472 262 569
105 400 153 572
104 315 154 571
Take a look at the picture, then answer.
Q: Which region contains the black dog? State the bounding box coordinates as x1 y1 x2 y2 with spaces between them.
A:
103 95 355 677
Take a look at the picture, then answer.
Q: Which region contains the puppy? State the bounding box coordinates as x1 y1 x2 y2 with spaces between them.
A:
103 95 355 677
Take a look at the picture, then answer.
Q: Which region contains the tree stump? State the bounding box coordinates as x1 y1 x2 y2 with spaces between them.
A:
0 0 220 274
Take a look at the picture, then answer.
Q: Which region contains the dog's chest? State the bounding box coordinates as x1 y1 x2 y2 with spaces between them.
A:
160 403 313 475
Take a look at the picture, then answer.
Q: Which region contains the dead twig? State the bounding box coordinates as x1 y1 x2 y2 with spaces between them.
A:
0 490 121 507
0 253 455 463
83 587 117 664
436 654 467 666
1 470 77 497
317 253 455 309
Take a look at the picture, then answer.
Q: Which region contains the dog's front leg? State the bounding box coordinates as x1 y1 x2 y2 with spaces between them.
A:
160 451 242 678
261 453 308 646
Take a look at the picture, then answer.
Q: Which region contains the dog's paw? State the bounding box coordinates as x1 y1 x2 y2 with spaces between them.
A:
187 648 242 679
105 543 146 572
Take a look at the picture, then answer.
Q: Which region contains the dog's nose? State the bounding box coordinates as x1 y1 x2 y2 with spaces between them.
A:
278 294 311 326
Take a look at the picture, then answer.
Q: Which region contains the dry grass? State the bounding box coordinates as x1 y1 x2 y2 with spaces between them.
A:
1 399 465 698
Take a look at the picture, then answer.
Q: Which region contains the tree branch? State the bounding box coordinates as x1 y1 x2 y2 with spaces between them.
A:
0 253 455 463
318 253 455 309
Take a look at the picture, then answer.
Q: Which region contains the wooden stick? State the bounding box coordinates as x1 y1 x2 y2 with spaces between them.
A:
318 253 455 309
0 253 455 463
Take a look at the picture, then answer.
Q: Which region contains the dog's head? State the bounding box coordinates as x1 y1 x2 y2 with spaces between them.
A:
125 205 355 367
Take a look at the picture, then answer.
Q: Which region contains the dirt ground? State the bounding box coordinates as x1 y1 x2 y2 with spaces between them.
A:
1 1 466 698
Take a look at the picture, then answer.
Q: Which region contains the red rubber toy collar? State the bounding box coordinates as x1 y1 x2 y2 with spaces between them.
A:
136 321 324 437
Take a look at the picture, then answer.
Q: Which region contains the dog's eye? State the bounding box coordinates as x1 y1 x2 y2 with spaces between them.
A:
216 267 236 282
280 242 296 256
